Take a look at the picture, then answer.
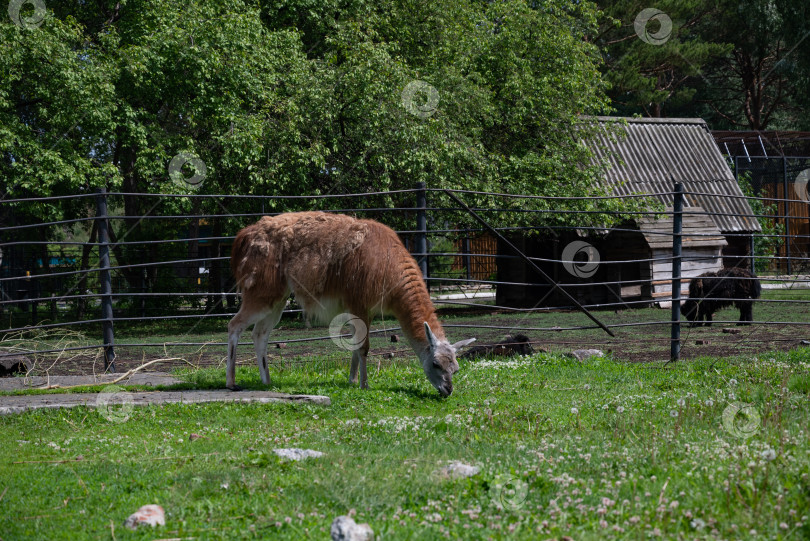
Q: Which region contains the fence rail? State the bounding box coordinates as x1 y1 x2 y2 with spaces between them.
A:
2 184 809 373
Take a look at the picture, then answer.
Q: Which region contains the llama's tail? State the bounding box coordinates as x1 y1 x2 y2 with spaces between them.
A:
230 224 258 293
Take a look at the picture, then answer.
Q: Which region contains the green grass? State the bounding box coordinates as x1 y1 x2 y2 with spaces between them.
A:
1 348 809 540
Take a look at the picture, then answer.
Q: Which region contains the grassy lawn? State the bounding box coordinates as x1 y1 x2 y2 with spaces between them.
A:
1 347 809 540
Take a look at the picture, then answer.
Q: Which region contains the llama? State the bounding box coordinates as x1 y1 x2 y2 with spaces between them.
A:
227 212 475 396
682 267 761 326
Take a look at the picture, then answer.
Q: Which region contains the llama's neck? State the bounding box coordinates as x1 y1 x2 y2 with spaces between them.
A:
391 276 445 352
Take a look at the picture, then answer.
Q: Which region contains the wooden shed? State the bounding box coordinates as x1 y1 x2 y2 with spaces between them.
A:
495 117 759 309
605 208 727 306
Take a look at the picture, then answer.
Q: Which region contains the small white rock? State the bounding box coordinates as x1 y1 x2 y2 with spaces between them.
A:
124 504 165 530
331 515 374 541
272 448 324 461
571 349 604 362
436 460 480 479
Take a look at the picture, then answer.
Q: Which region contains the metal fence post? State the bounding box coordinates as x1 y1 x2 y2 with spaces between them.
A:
31 273 38 325
783 157 791 274
670 183 684 363
750 234 756 275
95 188 116 372
416 182 428 283
462 233 472 281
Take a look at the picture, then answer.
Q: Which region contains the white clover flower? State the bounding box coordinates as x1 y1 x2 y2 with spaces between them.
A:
616 406 625 413
670 410 678 418
729 378 738 386
761 449 777 461
602 404 609 411
677 398 686 407
704 399 714 407
571 407 579 415
691 518 706 530
583 384 591 390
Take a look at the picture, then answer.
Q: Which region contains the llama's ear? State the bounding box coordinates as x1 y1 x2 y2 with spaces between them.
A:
424 322 439 348
451 338 476 352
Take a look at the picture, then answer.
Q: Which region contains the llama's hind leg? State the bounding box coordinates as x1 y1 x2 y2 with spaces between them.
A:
227 296 270 390
252 300 286 385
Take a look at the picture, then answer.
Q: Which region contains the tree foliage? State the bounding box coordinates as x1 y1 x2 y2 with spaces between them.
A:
596 0 810 130
2 0 624 228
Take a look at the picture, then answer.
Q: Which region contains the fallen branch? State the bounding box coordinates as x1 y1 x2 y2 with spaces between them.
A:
36 357 192 390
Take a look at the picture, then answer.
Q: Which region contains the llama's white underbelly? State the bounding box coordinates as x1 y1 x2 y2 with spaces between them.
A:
297 295 391 325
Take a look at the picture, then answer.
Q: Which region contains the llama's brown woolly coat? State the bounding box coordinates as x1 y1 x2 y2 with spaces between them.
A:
230 211 444 344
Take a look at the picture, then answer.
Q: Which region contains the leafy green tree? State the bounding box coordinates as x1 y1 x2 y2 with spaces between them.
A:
595 0 730 118
595 0 810 130
2 0 648 306
695 0 810 130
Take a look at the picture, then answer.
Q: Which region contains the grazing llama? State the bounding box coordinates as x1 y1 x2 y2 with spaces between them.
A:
682 267 761 326
227 212 475 396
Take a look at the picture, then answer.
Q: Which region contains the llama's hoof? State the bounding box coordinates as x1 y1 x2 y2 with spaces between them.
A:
227 384 243 392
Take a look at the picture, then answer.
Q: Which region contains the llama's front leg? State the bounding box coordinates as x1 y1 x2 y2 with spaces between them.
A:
350 350 360 384
347 313 370 388
349 345 370 388
359 342 371 389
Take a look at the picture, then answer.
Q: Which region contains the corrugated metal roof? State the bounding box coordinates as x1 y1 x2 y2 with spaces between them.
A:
586 117 761 232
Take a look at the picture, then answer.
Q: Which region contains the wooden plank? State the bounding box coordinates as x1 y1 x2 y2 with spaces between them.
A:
620 285 642 297
652 289 689 298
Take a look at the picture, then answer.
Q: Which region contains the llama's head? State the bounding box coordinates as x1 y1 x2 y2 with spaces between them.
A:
421 322 475 397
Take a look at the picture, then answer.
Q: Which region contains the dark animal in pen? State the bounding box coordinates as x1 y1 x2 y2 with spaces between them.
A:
459 334 535 360
682 267 761 326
